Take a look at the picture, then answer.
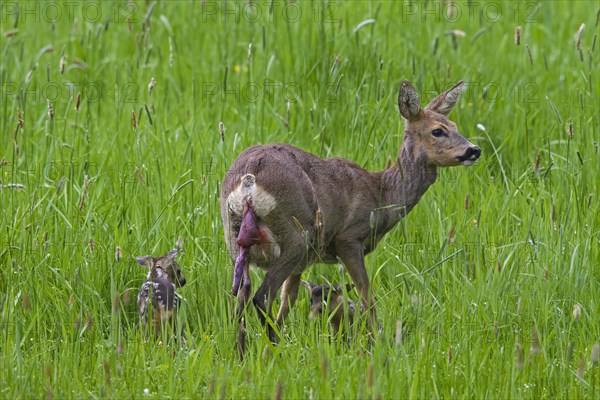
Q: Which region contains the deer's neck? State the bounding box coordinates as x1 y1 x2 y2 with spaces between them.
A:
380 137 438 219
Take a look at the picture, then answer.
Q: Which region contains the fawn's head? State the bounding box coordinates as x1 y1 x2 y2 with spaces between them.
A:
398 80 481 167
136 249 186 287
302 281 354 319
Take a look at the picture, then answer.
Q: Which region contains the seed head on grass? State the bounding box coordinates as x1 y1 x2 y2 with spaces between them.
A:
446 1 457 18
75 93 81 111
148 76 156 96
4 29 18 37
577 355 585 379
22 293 30 311
533 152 541 173
445 30 466 37
273 381 283 400
207 376 217 397
122 289 131 305
525 44 533 65
112 294 120 314
60 55 66 74
447 225 455 242
131 110 137 130
135 165 145 185
575 23 585 50
45 363 53 400
591 343 599 364
494 321 499 339
331 54 339 74
320 354 329 380
572 304 582 321
104 360 111 386
530 328 541 355
395 320 403 346
515 340 524 369
47 100 54 120
219 121 225 142
567 341 574 361
515 26 521 45
117 339 124 355
78 175 88 210
367 363 375 389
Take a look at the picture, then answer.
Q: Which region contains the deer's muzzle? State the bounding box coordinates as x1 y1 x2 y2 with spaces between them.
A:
457 146 481 165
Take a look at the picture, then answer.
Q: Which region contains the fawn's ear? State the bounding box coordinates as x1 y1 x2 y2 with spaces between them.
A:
425 80 464 116
135 256 153 267
301 280 315 291
398 80 422 121
165 248 181 261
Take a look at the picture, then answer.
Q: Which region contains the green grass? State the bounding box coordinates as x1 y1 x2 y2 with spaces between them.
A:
1 0 599 398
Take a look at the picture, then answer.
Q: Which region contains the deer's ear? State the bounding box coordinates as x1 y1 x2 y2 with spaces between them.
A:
425 80 464 116
165 248 181 261
398 80 422 121
136 256 153 267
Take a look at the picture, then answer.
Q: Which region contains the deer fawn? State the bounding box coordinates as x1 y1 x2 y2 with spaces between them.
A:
302 281 359 336
136 248 187 340
221 80 481 357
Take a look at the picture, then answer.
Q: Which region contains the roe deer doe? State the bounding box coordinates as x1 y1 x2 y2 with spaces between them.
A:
221 80 481 357
302 280 359 336
136 248 187 340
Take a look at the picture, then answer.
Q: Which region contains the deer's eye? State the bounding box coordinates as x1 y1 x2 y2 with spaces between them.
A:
431 128 446 138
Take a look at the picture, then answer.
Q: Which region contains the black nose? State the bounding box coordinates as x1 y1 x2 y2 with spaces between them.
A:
468 146 481 159
179 277 187 286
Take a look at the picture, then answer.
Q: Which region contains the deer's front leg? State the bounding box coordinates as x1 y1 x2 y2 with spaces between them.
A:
337 245 378 329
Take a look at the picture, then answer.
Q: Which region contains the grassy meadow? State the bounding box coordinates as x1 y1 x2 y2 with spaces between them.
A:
1 0 599 398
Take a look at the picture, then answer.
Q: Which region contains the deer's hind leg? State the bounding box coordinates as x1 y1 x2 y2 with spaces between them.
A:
235 273 252 358
253 244 307 343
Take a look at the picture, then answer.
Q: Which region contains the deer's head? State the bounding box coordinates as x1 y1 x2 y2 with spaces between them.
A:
136 249 187 288
302 280 355 320
398 80 481 167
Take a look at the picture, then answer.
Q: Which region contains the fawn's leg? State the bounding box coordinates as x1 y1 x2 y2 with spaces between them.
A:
276 273 302 325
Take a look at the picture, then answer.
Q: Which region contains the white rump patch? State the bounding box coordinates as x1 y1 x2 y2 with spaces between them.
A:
227 174 277 217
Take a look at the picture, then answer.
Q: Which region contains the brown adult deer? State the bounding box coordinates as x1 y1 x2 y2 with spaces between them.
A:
221 80 480 356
